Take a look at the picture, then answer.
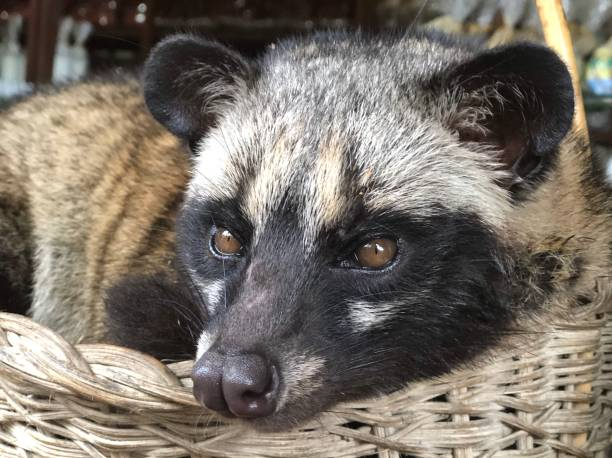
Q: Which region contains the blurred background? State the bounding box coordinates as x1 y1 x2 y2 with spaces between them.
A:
0 0 610 179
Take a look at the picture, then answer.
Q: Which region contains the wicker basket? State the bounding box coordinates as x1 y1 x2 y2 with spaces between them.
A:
0 277 610 457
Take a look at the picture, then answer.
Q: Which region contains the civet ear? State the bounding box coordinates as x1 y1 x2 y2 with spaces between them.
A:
143 34 253 147
438 42 574 189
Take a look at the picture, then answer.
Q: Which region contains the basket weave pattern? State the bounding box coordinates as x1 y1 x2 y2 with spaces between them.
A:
0 282 610 457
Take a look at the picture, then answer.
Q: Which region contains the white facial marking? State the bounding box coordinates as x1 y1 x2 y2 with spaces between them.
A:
188 114 262 203
187 268 225 315
188 133 231 200
348 300 396 332
202 279 225 314
278 354 325 410
196 330 217 359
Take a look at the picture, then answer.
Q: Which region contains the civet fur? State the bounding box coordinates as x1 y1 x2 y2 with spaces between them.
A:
0 30 610 430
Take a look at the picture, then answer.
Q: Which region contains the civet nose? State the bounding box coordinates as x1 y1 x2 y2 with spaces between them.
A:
192 351 227 412
192 352 278 418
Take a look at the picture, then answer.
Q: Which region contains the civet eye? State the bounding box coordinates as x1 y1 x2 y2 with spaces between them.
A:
211 227 243 256
354 238 397 269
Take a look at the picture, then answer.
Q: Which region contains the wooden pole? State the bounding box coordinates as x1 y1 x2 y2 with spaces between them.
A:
26 0 64 84
536 0 589 141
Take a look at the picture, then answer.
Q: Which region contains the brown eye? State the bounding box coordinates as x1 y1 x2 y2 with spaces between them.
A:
212 228 243 256
355 238 397 269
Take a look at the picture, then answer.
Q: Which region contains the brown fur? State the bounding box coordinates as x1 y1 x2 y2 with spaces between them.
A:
460 133 612 370
512 134 611 312
0 77 190 343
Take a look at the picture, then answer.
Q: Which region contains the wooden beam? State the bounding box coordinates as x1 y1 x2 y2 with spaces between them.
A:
26 0 64 84
536 0 589 142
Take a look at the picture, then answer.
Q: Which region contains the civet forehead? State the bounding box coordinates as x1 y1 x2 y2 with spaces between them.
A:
188 96 509 247
186 32 509 248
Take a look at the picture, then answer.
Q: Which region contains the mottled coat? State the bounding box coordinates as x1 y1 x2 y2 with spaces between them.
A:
0 78 189 343
0 30 610 430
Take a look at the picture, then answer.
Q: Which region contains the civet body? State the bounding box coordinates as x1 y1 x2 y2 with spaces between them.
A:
0 31 610 430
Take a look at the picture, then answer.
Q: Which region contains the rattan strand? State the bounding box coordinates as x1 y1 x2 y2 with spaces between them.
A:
0 280 610 457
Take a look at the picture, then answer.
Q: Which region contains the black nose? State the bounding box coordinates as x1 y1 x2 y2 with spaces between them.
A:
192 352 278 418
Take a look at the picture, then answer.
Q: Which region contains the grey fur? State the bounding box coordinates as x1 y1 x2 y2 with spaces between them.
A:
190 32 509 241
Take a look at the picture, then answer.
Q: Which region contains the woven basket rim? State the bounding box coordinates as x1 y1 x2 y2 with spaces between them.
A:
0 278 610 456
